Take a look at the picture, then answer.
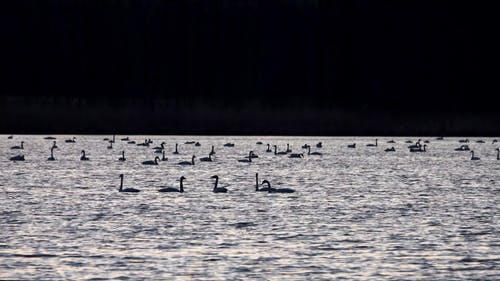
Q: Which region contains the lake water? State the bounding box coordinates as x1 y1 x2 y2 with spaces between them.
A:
1 135 499 280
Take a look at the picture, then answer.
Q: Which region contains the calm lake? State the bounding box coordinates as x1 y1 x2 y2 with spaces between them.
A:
1 135 499 280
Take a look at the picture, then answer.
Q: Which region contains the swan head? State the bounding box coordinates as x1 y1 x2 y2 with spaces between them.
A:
261 180 270 186
211 175 218 179
81 150 85 153
119 174 124 178
180 176 186 181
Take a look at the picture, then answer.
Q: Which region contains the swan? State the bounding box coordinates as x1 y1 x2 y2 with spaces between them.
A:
459 139 469 143
470 150 480 161
476 140 485 143
178 155 196 165
238 151 253 163
266 144 272 153
121 137 129 141
119 150 126 161
262 180 295 193
11 141 24 150
142 156 160 165
118 174 140 193
185 141 195 144
80 150 89 161
107 141 113 149
195 142 201 147
347 143 356 148
7 135 13 139
224 143 235 147
366 139 378 147
455 145 470 151
256 141 263 145
44 136 56 140
410 145 426 152
286 143 292 153
316 142 322 148
159 176 185 193
153 142 165 150
103 137 110 141
308 147 322 156
274 145 287 155
289 153 303 158
384 147 395 152
302 144 310 149
173 143 179 154
211 175 227 193
10 155 25 161
250 151 259 158
387 140 395 143
51 141 58 149
47 147 56 161
65 137 76 143
255 173 271 192
436 137 444 140
496 148 499 160
199 153 213 162
128 140 136 144
162 151 168 161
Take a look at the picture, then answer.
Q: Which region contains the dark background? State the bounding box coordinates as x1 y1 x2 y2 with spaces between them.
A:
0 0 498 135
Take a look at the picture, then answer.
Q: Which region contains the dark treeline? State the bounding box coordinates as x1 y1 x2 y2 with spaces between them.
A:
0 1 498 134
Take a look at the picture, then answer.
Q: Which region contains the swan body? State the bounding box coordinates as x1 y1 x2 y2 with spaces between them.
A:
387 140 395 143
47 147 56 161
262 180 295 193
142 156 160 165
384 147 396 152
121 137 129 141
347 143 356 148
199 154 213 162
366 139 378 147
211 175 227 193
266 144 272 153
185 141 195 144
10 155 25 161
255 173 271 192
470 150 480 161
44 136 56 140
256 141 263 145
8 135 13 139
308 147 322 156
159 176 185 193
128 140 136 144
195 142 201 146
476 140 485 143
224 143 235 147
11 141 24 150
289 153 303 158
118 174 140 193
65 137 76 143
119 151 126 161
238 151 253 163
410 145 426 152
274 145 287 155
80 150 89 161
178 155 196 165
459 139 469 143
316 142 322 148
454 145 470 151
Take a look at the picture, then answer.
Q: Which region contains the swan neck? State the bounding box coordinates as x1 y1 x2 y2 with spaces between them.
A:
255 174 259 191
119 176 123 191
213 178 218 191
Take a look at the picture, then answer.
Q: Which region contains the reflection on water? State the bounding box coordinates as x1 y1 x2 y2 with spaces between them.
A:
1 135 499 279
